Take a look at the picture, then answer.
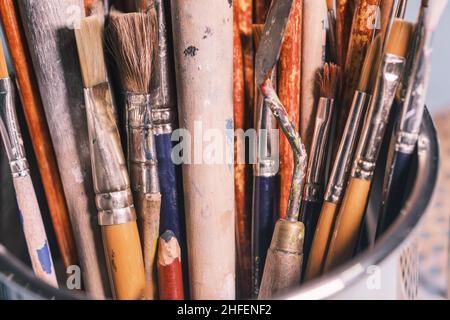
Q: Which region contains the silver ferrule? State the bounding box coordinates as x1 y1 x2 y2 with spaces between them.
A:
84 84 136 226
125 93 160 195
325 91 371 203
0 78 30 178
304 98 334 202
150 0 176 135
395 13 431 154
352 54 406 180
254 70 279 177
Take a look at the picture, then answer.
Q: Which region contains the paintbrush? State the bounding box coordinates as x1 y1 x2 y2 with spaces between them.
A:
301 0 327 153
379 0 395 44
107 10 162 300
157 230 184 300
255 0 307 299
0 41 58 288
300 63 339 273
337 0 380 144
278 0 302 221
170 0 235 299
326 0 337 63
376 0 448 238
324 19 413 271
251 23 280 298
395 0 408 19
0 0 79 272
304 34 382 281
75 15 146 300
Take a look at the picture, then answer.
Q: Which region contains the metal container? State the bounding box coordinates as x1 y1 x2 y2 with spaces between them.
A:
0 109 439 299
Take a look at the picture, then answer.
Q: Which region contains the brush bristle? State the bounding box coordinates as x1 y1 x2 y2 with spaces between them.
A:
426 0 448 31
107 10 157 94
0 40 9 78
319 63 340 99
252 24 264 49
75 15 107 87
358 34 382 92
385 19 413 57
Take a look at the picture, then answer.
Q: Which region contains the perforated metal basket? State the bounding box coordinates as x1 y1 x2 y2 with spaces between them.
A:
0 109 439 300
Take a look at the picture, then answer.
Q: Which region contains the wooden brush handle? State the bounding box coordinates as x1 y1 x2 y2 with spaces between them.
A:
157 231 184 300
258 220 304 299
323 177 371 272
13 175 58 287
0 0 78 271
300 200 322 271
102 221 146 300
136 192 161 300
304 201 338 281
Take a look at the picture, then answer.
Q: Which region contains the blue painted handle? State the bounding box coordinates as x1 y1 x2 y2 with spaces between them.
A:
376 151 413 238
300 199 322 270
251 175 280 297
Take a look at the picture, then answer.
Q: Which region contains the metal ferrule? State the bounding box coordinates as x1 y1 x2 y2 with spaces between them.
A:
84 84 136 226
0 78 30 178
125 93 160 195
150 0 177 135
325 91 371 203
254 71 279 177
395 12 431 154
352 54 406 180
304 98 334 202
261 78 307 222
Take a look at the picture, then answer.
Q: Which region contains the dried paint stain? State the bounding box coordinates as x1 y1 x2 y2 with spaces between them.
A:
37 241 53 274
203 27 213 39
184 46 199 57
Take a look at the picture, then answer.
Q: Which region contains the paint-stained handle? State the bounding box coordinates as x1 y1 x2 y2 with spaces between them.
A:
252 175 279 296
376 151 412 238
324 178 371 272
258 219 304 299
136 192 161 299
304 201 338 281
13 175 58 287
102 221 146 300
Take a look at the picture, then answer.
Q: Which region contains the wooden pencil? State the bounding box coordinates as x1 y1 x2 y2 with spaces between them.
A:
157 231 184 300
0 0 79 273
278 0 302 219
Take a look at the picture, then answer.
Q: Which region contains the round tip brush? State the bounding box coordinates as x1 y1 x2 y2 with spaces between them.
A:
323 19 413 272
304 34 383 281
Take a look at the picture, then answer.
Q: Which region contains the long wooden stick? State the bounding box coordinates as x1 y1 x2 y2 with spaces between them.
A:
278 0 302 220
301 0 327 153
336 0 357 68
379 0 395 43
233 2 251 299
171 0 235 299
0 0 79 272
18 0 109 299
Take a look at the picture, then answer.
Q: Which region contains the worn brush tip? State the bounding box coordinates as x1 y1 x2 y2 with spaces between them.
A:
319 63 340 99
75 15 107 88
358 34 383 92
252 24 264 49
107 10 157 93
385 19 413 58
0 40 8 78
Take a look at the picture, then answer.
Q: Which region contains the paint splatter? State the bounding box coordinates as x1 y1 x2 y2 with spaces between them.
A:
183 46 199 57
37 241 53 274
228 0 232 8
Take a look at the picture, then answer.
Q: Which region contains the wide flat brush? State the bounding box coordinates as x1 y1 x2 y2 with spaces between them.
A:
300 63 339 273
324 19 413 271
0 0 78 273
251 23 280 298
0 40 58 288
376 0 448 238
304 34 382 281
107 10 162 300
278 0 302 220
75 15 146 300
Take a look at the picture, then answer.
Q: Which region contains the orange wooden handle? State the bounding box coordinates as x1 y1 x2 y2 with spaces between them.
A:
323 178 371 272
304 201 338 281
0 0 78 270
102 222 146 300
